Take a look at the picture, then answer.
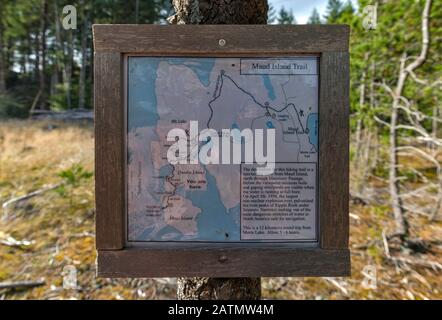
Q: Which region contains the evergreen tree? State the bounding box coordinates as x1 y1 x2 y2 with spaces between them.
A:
324 0 344 23
277 7 296 25
267 3 276 24
0 0 171 117
307 8 322 24
342 0 355 16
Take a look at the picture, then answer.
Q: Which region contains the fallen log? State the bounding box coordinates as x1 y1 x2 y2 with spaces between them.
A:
0 236 34 248
2 184 61 220
0 279 45 290
30 109 93 121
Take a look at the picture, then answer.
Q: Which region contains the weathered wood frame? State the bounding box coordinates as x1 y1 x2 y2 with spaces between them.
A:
93 25 350 277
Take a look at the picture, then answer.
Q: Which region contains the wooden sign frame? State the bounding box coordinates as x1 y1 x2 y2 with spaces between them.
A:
93 25 350 278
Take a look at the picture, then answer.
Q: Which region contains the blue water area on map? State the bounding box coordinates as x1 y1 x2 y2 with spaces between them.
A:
138 222 183 241
228 204 240 225
128 57 216 130
156 225 183 241
186 168 239 241
262 74 276 101
128 57 161 130
167 58 215 87
307 113 319 151
230 124 242 144
138 226 155 240
159 164 173 177
200 136 213 152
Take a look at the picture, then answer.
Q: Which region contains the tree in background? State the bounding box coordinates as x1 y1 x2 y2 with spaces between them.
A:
347 0 442 245
277 6 296 25
324 0 344 23
0 1 6 95
266 4 297 25
267 3 276 24
341 0 355 17
307 8 322 24
324 0 354 24
0 0 172 117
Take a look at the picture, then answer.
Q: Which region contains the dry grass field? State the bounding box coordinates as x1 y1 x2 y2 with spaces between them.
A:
0 120 441 300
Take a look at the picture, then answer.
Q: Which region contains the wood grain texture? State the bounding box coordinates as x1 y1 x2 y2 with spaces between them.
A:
93 25 349 54
95 52 125 250
319 52 350 249
97 247 350 278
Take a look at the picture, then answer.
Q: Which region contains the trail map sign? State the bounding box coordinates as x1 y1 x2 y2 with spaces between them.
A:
93 25 350 277
127 56 318 243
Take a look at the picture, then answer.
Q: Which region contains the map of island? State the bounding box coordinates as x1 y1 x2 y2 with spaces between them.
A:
127 57 319 242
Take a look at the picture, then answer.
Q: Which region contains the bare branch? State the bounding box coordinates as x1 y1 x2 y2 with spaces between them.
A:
374 115 390 127
396 146 439 166
404 0 432 74
2 184 61 220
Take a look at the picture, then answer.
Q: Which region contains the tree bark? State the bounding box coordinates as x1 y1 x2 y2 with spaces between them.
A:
0 21 6 94
53 1 62 96
389 56 408 240
355 65 366 170
168 0 268 24
66 30 73 109
34 30 40 82
0 2 4 94
135 0 140 23
38 0 48 109
432 102 439 150
177 278 261 300
168 0 268 300
78 12 89 109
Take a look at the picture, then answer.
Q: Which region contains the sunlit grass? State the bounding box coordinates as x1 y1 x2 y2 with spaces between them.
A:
0 120 441 300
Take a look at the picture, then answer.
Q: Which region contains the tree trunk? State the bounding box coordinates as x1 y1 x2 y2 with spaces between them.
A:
66 30 73 109
168 0 268 24
177 278 261 300
52 0 62 97
38 0 48 109
78 14 89 109
389 56 408 240
25 32 31 77
169 0 268 300
0 3 4 94
34 31 40 81
432 102 439 150
135 0 140 24
0 22 6 94
369 61 378 171
355 67 366 171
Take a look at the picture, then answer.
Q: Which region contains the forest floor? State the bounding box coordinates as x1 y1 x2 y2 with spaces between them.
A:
0 120 441 300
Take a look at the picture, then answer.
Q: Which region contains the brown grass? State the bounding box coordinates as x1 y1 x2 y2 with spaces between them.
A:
0 120 441 300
